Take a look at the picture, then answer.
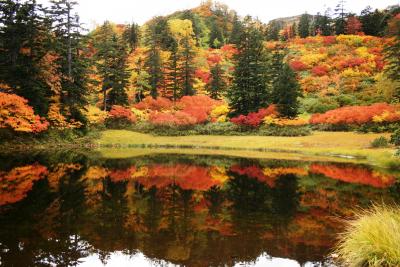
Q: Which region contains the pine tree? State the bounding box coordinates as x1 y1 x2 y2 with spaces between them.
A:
272 62 301 118
360 6 386 36
209 18 224 48
334 0 347 35
298 13 310 38
179 35 196 96
228 20 270 116
0 0 52 115
123 22 140 52
48 0 90 125
144 25 163 99
93 22 129 110
208 63 226 99
384 14 400 102
229 13 243 45
165 40 180 101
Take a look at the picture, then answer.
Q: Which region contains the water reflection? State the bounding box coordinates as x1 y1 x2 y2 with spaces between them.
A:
0 152 398 266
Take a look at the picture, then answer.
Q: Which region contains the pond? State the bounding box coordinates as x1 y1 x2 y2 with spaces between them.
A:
0 151 399 267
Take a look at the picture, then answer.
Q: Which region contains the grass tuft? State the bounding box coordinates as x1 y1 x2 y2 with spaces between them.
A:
333 204 400 267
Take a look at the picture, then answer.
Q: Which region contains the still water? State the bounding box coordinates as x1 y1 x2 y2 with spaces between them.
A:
0 151 399 267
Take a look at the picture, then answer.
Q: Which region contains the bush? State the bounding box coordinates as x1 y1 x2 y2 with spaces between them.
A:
390 129 400 146
230 105 277 128
105 105 137 129
257 125 311 136
299 97 339 114
370 136 389 148
334 205 400 267
129 122 311 137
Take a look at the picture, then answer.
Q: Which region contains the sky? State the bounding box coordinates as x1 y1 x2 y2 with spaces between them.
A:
37 0 400 29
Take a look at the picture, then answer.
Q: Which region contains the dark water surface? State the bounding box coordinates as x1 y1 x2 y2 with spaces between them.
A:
0 151 399 267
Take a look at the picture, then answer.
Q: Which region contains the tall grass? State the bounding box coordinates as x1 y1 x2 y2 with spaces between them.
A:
334 204 400 267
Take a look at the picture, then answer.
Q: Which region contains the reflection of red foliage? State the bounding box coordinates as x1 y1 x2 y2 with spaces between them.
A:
230 165 276 187
310 103 399 125
310 164 396 188
136 164 222 191
231 105 277 127
109 166 136 182
0 164 48 205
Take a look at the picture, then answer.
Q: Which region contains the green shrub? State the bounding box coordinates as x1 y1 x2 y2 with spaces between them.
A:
370 136 389 148
128 122 311 137
257 125 311 136
390 129 400 146
334 205 400 267
299 97 339 114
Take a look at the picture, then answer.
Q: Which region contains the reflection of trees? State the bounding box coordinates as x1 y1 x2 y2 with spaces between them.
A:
1 153 398 266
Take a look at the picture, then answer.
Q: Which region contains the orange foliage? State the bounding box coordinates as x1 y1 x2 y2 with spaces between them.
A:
310 103 400 125
134 164 223 191
310 164 396 188
108 105 137 123
0 164 48 205
0 92 49 133
134 96 173 111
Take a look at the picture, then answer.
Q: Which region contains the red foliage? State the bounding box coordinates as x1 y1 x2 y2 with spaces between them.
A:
290 60 308 71
0 92 49 133
221 44 238 58
310 103 399 125
322 36 336 45
207 53 223 65
311 65 329 76
149 111 197 126
374 56 385 71
134 96 173 111
345 16 363 35
195 69 211 84
108 105 137 123
310 164 395 188
231 105 278 128
339 58 366 69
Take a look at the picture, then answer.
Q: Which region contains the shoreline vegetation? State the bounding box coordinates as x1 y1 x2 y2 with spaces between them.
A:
2 129 399 170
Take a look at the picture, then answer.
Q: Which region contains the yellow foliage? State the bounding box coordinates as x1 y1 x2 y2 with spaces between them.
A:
85 105 107 125
131 108 148 121
356 47 373 60
336 34 364 47
168 19 194 42
300 53 327 66
211 104 229 117
263 115 309 126
341 68 369 78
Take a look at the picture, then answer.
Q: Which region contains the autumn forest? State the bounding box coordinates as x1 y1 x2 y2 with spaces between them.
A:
1 0 400 266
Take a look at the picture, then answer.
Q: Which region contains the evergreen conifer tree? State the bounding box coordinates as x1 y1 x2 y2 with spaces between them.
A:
228 20 270 116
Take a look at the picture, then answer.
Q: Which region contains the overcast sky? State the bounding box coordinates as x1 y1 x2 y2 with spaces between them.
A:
37 0 400 29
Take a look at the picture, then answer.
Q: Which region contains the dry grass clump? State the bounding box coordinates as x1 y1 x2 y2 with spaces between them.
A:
334 204 400 267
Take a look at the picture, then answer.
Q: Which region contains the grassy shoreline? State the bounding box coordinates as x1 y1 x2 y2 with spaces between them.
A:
96 130 399 168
